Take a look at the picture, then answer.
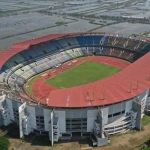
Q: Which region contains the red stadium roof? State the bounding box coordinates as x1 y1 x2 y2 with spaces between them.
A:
0 32 107 69
47 52 150 108
0 33 150 108
0 34 65 69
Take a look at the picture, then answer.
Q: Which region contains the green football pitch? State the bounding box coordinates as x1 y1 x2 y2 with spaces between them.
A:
45 61 121 88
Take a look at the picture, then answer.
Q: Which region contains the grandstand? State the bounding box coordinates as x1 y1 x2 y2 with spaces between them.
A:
0 32 150 147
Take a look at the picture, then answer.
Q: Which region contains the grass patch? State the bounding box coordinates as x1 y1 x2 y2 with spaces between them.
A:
46 61 121 88
26 75 41 98
0 136 10 150
142 114 150 126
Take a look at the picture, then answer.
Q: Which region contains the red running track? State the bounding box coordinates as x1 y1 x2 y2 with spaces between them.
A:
31 56 129 104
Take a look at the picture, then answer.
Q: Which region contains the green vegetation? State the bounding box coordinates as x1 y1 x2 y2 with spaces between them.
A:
55 22 66 26
0 136 10 150
26 76 41 98
140 30 150 38
129 30 150 38
20 135 25 141
142 114 150 126
46 61 121 88
136 138 150 150
99 15 150 24
140 145 150 150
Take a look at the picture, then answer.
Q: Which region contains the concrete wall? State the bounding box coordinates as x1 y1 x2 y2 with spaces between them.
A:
6 98 15 121
18 102 26 138
55 110 66 133
97 137 108 147
65 109 87 118
125 99 133 115
0 89 148 137
26 105 37 129
43 108 51 131
132 101 142 130
101 107 108 125
87 109 98 132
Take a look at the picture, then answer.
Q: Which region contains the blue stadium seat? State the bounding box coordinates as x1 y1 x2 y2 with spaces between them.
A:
1 65 9 72
66 37 80 47
45 41 60 53
83 36 93 45
34 46 45 55
80 47 88 55
141 44 150 54
20 51 32 60
28 49 39 57
77 36 85 47
93 36 103 45
101 36 109 46
33 67 42 73
94 47 106 55
88 47 93 55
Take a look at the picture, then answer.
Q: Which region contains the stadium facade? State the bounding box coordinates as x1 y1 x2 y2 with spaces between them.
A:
0 32 150 146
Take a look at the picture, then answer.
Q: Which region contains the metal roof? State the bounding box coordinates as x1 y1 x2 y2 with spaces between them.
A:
0 32 115 69
0 34 64 69
0 33 150 108
47 52 150 108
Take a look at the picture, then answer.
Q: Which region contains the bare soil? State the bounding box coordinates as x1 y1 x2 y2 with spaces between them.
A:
98 123 150 150
1 123 150 150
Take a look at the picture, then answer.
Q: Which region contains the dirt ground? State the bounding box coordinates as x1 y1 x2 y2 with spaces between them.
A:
99 123 150 150
8 139 80 150
1 123 150 150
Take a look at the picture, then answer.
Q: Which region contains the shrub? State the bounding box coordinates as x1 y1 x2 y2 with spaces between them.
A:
0 136 10 150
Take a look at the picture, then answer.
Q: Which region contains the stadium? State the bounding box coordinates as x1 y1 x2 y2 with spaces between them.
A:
0 32 150 147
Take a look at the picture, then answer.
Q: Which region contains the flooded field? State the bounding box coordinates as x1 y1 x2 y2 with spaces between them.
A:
94 22 150 36
0 0 150 51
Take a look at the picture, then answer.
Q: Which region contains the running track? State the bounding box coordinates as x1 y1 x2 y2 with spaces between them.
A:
31 56 130 104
